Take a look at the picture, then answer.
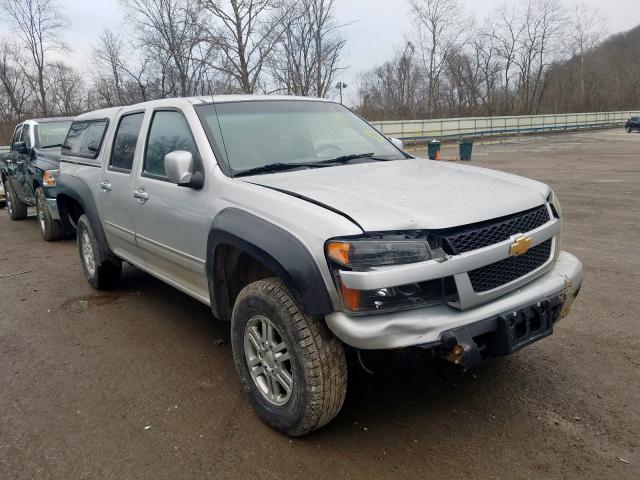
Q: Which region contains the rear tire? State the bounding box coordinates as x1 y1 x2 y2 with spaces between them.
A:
231 277 347 436
35 187 64 241
77 214 122 289
5 181 27 220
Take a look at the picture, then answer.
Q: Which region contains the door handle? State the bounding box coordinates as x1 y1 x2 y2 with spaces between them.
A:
133 188 149 203
99 180 112 192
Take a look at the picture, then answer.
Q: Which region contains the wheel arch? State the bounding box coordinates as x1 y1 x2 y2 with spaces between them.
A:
207 208 334 322
56 175 108 247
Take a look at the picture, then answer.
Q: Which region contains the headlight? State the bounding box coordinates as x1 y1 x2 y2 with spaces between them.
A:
326 239 431 270
326 238 448 314
42 169 59 187
547 190 563 255
547 190 562 219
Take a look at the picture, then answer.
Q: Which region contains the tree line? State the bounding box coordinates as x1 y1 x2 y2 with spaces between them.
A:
357 0 632 120
0 0 345 126
0 0 637 136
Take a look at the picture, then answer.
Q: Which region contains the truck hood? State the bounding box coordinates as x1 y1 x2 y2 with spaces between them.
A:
242 158 550 232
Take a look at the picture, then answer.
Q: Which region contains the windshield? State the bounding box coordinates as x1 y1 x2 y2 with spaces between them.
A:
196 100 405 175
36 120 72 148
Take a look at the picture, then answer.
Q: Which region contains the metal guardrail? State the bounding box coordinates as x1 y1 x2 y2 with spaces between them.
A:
370 111 639 141
0 146 8 152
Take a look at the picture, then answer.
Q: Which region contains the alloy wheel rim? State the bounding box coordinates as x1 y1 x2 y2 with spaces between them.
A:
36 198 45 232
81 230 96 276
6 188 12 214
244 314 294 406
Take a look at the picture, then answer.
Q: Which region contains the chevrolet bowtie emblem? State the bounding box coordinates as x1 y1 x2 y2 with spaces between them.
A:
510 235 533 256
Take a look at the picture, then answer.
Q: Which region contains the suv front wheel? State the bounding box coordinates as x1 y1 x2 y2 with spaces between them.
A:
231 277 347 436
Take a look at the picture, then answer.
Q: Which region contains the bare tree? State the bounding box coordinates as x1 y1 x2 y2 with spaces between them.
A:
409 0 469 115
47 61 84 115
567 3 605 106
356 42 424 120
486 5 525 114
201 0 294 94
270 0 345 97
120 0 213 97
515 0 567 113
0 40 31 120
0 0 67 116
93 29 152 106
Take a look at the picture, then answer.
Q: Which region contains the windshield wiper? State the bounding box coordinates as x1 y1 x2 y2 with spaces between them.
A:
317 153 394 164
234 153 393 177
235 162 332 177
41 143 63 149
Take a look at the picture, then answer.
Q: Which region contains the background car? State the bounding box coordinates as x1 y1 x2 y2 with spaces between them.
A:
625 116 640 132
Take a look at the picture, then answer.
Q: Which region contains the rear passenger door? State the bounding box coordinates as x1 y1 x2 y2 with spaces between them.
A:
132 109 210 301
98 112 146 265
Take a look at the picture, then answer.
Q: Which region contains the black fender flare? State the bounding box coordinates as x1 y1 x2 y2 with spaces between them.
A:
56 174 109 248
207 208 334 320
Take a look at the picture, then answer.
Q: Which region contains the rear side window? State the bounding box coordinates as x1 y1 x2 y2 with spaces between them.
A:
109 113 144 172
62 120 108 159
144 111 198 178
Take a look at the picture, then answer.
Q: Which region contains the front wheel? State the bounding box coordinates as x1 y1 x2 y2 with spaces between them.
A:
231 278 347 436
35 187 64 241
77 214 122 289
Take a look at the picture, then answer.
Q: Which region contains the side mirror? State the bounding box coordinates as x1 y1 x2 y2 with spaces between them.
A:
13 141 27 154
164 150 204 189
389 137 404 150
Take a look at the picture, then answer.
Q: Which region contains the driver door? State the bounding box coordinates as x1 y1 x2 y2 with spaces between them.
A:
132 109 210 301
9 124 32 201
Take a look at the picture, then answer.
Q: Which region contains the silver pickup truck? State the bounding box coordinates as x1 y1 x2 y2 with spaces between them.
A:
56 96 583 436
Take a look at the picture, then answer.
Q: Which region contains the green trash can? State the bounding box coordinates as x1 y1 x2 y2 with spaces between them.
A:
427 140 441 160
459 139 473 161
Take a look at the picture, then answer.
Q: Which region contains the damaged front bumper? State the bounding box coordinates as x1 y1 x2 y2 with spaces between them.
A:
325 251 583 351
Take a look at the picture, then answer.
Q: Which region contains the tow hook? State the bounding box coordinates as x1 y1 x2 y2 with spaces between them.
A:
447 344 465 365
440 329 483 369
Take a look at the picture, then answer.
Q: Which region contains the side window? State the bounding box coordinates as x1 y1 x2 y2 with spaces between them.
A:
21 125 31 147
62 120 108 159
109 113 144 172
11 125 22 148
144 111 198 178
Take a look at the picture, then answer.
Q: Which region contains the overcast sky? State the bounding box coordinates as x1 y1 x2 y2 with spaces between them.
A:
17 0 640 103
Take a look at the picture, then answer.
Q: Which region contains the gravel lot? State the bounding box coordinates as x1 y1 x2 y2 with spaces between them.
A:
1 129 638 479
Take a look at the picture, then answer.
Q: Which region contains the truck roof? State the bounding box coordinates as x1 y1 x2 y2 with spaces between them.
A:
75 96 333 121
17 116 74 126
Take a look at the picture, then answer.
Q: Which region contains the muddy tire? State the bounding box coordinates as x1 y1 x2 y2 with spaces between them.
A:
35 187 64 241
77 214 122 289
5 181 27 220
231 277 347 436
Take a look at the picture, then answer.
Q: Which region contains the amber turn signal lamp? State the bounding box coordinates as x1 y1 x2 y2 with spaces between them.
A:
42 171 57 186
339 279 361 312
326 241 351 265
